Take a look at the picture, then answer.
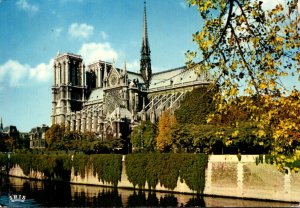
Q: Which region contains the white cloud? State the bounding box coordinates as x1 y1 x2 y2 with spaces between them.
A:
0 60 28 87
29 60 53 83
16 0 39 14
68 23 94 39
78 42 118 64
100 31 108 40
0 59 53 88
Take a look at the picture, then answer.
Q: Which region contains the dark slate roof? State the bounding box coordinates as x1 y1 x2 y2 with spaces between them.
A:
149 66 200 89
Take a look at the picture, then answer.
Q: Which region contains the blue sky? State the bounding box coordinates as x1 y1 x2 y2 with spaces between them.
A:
0 0 202 132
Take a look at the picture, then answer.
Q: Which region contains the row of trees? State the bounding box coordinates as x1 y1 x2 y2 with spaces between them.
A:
130 87 276 154
0 133 29 152
45 124 124 154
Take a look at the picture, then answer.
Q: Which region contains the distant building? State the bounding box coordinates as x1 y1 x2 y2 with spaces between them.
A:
2 125 19 140
0 118 30 149
0 122 20 150
29 125 49 149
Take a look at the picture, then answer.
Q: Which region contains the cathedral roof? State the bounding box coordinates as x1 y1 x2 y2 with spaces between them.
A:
127 71 144 84
87 88 104 102
30 125 49 134
3 126 18 134
149 66 200 89
108 107 133 120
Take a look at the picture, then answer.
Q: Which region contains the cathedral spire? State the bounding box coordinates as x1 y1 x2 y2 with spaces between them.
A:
142 1 149 49
140 0 152 89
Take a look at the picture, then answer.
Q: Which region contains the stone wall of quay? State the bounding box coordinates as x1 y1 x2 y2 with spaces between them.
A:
7 155 300 203
205 155 300 202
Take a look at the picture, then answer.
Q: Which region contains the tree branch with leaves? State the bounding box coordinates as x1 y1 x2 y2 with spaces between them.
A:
187 0 300 171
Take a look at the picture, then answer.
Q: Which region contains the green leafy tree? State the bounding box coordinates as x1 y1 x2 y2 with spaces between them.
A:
45 125 108 153
45 124 65 149
104 137 125 152
187 0 300 170
4 137 15 151
174 89 265 153
175 87 215 125
126 153 208 193
188 124 221 153
0 132 16 152
130 121 157 152
17 134 30 149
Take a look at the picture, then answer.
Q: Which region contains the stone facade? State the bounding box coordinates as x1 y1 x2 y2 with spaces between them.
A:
51 3 211 145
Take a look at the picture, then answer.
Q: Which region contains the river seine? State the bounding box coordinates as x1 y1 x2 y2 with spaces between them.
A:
0 175 297 207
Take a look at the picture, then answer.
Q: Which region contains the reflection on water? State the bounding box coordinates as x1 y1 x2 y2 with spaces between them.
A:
0 175 297 207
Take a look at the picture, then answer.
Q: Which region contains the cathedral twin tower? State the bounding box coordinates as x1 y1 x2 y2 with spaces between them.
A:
51 2 152 139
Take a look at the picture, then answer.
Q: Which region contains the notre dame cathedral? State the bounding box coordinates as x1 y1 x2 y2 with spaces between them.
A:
51 2 210 142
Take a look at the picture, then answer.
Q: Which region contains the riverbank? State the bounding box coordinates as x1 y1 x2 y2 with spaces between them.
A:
1 175 297 207
2 154 300 202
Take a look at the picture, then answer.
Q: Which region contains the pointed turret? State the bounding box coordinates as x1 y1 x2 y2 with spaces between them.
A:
103 62 108 87
123 61 127 75
123 61 128 85
104 62 108 79
0 117 3 132
140 1 152 89
112 59 115 69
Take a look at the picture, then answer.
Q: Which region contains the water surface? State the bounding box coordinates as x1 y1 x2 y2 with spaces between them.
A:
0 175 297 207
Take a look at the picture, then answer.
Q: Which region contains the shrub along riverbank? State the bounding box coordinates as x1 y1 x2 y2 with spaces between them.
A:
0 152 208 193
126 153 208 194
0 152 122 186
